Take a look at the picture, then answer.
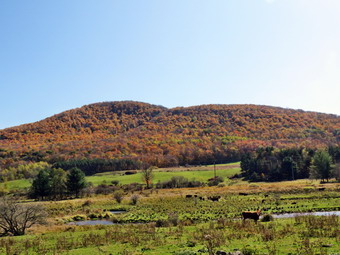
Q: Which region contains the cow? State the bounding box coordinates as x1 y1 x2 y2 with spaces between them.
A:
185 195 193 198
208 196 221 202
242 209 261 222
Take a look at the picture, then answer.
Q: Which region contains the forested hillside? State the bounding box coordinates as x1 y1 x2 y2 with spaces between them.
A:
0 101 339 169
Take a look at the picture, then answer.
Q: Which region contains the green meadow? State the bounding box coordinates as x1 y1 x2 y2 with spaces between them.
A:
88 167 240 186
1 186 339 255
0 163 241 191
0 162 339 254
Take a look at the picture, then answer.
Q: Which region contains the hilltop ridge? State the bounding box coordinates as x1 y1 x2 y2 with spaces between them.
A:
0 101 339 168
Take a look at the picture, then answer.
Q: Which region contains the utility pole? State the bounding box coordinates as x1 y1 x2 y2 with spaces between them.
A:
214 161 216 179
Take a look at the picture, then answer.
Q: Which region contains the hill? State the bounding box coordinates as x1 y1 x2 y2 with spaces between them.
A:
0 101 339 168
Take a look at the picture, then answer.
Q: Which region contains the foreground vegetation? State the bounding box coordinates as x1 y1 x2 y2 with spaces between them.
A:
0 178 339 254
0 161 339 254
1 215 339 255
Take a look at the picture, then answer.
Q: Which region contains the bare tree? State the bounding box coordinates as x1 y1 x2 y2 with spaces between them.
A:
0 197 46 236
141 166 155 189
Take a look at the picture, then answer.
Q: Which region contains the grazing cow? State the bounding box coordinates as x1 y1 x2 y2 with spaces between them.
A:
185 195 193 198
242 209 261 222
208 196 221 202
239 192 248 196
318 187 326 191
198 196 205 201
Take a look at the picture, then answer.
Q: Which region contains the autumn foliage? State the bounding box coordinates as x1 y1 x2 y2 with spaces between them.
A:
0 101 339 170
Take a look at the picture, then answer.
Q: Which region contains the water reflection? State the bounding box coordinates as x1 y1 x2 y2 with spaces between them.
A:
273 211 340 219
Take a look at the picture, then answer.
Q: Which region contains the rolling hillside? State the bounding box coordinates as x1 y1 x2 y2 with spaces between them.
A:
0 101 339 168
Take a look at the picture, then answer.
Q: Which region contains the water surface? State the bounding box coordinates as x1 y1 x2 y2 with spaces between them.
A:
69 220 114 226
273 211 340 219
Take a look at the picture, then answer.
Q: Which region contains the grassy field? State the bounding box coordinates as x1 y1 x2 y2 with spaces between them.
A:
0 162 339 254
1 216 339 255
1 181 339 255
0 163 241 191
88 167 240 186
0 178 32 191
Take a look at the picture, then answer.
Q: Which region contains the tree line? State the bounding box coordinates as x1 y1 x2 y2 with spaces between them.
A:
53 158 142 175
0 158 142 182
241 146 340 182
30 167 86 200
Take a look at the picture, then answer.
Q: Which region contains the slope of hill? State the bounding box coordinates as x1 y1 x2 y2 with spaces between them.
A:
0 101 339 168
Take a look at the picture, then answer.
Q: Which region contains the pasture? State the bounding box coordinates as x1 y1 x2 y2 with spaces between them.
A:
1 183 339 254
0 163 241 192
0 162 339 254
87 165 240 186
1 216 339 255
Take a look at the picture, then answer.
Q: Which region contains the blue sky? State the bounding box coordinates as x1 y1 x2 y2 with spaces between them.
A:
1 0 339 129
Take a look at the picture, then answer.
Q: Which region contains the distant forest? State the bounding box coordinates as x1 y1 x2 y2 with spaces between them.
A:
0 101 339 172
240 146 340 182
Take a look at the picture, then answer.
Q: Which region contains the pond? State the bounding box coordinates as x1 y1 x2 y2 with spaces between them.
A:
67 210 126 226
273 211 340 219
67 210 340 226
110 210 126 214
69 220 115 226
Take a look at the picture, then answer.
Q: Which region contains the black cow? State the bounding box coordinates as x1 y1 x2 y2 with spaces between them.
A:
242 209 261 222
208 196 221 202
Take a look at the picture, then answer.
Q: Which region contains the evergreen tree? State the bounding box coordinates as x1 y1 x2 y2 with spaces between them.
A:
30 169 51 200
66 167 86 197
281 157 297 180
312 150 333 182
50 168 67 200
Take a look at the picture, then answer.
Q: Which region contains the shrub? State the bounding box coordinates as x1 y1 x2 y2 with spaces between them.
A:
113 190 124 204
130 194 139 205
207 176 224 186
261 214 274 222
241 246 258 255
111 180 119 186
88 213 98 219
124 170 137 175
95 184 118 195
168 212 179 226
155 219 169 227
186 240 196 247
156 176 204 189
122 183 143 192
194 228 227 255
230 173 242 179
72 215 86 221
82 200 92 207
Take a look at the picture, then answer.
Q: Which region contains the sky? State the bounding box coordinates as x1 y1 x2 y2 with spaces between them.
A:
1 0 339 129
